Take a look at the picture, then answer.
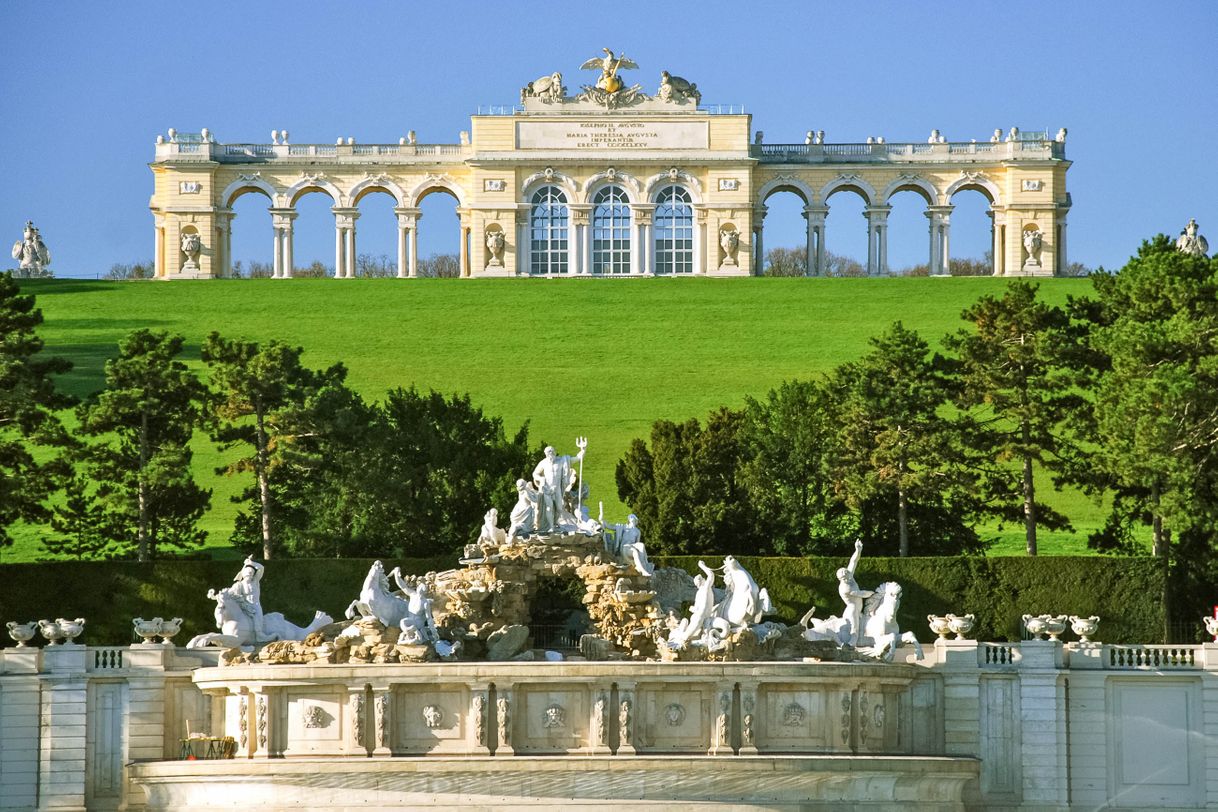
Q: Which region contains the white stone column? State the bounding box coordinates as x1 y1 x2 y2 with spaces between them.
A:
926 205 953 276
864 206 891 276
153 215 165 278
409 212 420 278
272 226 283 279
515 217 528 276
334 220 345 279
753 225 764 276
332 208 359 278
803 209 816 276
270 209 296 279
394 207 418 279
1056 218 1068 276
570 205 591 276
693 211 706 275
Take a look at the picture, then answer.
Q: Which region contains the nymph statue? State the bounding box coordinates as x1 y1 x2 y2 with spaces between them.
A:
507 478 540 541
600 511 653 576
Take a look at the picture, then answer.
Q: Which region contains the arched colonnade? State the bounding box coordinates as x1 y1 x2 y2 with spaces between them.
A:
216 175 468 279
754 171 1013 276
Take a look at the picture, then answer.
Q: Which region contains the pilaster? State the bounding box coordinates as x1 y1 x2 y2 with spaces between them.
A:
39 645 88 811
1017 640 1068 808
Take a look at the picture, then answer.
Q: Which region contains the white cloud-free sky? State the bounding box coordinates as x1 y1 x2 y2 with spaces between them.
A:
2 1 1214 276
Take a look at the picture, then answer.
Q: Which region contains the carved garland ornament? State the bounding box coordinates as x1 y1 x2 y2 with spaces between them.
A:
375 693 389 748
257 696 267 749
741 694 755 747
473 694 487 746
497 696 511 745
351 693 365 746
839 695 852 744
619 697 633 745
238 696 248 749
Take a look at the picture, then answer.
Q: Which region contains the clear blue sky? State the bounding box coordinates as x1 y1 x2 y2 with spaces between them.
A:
2 1 1214 277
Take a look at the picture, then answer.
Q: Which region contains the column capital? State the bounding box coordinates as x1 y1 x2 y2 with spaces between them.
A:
331 206 361 226
268 207 298 219
393 206 421 218
864 205 893 222
926 204 954 218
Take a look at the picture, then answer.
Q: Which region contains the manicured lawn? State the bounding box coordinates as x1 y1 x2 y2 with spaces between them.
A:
5 275 1119 562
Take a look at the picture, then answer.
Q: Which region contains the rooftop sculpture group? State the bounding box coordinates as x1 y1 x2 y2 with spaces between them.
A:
184 437 922 666
521 48 700 110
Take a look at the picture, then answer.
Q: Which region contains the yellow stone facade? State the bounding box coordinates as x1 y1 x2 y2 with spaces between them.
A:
149 64 1070 280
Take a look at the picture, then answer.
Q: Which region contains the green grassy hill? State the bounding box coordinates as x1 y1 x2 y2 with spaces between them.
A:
7 276 1110 562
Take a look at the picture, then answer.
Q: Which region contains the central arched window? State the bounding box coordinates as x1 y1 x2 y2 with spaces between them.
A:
529 186 569 274
592 186 631 274
654 185 693 274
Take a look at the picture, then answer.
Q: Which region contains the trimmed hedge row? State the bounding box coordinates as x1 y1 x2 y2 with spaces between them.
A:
0 555 1165 646
654 555 1167 643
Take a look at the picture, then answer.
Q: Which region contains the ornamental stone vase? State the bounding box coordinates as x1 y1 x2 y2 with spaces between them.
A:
159 617 184 645
39 619 65 645
1205 616 1218 642
6 620 37 647
1041 615 1068 641
57 617 86 645
133 617 163 645
945 613 976 640
1022 614 1048 640
1068 615 1100 643
927 615 951 639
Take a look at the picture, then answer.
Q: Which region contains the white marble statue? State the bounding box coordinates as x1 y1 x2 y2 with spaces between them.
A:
531 438 587 533
186 557 332 648
521 72 565 104
344 560 416 628
1177 219 1209 257
478 508 507 547
600 510 653 576
180 232 202 272
657 71 700 105
11 221 51 276
391 571 438 644
667 561 723 649
485 231 506 267
507 478 540 541
720 228 740 266
715 556 772 627
802 540 923 660
1022 229 1043 267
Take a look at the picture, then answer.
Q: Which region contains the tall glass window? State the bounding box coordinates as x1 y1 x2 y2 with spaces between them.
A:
592 186 631 274
654 185 693 274
529 186 569 274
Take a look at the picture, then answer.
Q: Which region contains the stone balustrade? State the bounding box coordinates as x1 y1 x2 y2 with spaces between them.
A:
754 139 1065 164
153 140 471 163
4 639 1218 810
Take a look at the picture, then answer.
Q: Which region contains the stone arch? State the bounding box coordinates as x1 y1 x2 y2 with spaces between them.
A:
285 177 345 207
409 175 467 208
349 176 407 206
757 175 816 206
582 170 642 205
221 177 277 208
881 175 940 207
521 169 579 202
820 175 876 206
643 170 704 204
944 175 1002 207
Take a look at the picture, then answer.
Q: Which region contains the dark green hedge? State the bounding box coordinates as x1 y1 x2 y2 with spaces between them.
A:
653 555 1166 643
0 555 1165 646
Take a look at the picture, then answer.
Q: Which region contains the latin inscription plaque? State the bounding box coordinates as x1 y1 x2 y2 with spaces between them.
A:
516 120 709 151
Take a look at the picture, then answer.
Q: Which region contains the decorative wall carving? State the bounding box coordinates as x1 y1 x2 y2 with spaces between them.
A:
543 703 566 730
302 704 327 729
423 704 444 729
782 702 806 727
664 703 686 727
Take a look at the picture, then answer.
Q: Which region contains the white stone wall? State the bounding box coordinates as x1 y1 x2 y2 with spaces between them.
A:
2 641 1217 810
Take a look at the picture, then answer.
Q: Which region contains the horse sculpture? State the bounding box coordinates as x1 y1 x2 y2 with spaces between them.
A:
186 587 331 649
345 560 415 628
856 582 923 662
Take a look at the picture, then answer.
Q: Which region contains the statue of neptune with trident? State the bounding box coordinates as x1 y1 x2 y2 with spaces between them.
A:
531 437 587 533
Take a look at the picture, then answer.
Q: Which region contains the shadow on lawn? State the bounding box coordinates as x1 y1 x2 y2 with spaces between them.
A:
15 279 123 295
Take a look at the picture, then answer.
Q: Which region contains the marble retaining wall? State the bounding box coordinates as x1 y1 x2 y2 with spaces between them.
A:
2 641 1217 810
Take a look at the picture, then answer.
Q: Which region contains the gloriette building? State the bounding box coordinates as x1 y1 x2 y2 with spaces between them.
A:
148 50 1071 279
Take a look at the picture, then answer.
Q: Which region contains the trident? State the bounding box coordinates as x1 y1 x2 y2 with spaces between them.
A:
575 436 588 519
